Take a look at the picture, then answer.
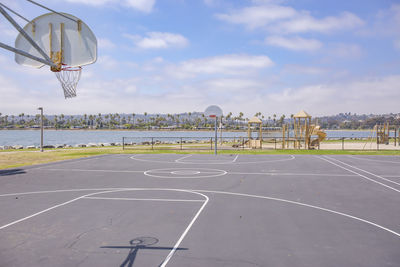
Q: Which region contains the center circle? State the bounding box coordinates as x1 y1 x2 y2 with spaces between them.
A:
144 168 227 179
171 170 201 175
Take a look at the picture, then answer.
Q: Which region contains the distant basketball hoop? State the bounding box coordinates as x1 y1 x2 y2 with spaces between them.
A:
204 105 223 155
204 105 223 118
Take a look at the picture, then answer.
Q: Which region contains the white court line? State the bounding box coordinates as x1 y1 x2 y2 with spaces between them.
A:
0 187 398 239
83 196 204 202
196 189 400 238
35 155 103 170
228 172 357 177
144 168 227 179
0 188 124 197
175 155 193 163
160 191 209 267
0 156 104 175
347 155 400 164
328 156 400 186
0 187 209 267
0 189 124 230
318 156 400 193
37 168 145 173
130 154 295 165
232 154 239 163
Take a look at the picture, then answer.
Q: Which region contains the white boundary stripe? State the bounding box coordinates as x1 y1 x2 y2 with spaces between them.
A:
83 196 204 202
348 155 400 164
175 155 192 163
228 172 358 177
196 189 400 238
0 189 124 230
318 156 400 193
160 191 209 267
37 168 145 173
0 187 398 238
144 168 227 179
0 187 209 267
7 167 359 178
327 156 400 186
0 188 124 197
0 187 210 266
130 155 295 165
35 155 103 169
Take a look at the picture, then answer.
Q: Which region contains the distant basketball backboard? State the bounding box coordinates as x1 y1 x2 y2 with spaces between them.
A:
204 105 223 118
204 105 223 155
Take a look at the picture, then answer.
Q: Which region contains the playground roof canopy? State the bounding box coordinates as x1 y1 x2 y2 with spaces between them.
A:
248 117 262 123
294 110 311 118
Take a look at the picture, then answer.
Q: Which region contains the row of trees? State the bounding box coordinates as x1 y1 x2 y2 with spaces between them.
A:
0 112 289 130
1 112 399 130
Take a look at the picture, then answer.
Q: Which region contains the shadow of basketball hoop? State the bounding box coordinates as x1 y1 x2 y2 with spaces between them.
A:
101 237 188 267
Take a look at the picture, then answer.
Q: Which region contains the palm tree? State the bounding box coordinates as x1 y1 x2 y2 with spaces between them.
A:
239 112 244 127
279 114 286 126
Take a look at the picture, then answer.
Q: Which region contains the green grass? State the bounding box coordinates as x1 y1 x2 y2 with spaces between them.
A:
1 146 400 170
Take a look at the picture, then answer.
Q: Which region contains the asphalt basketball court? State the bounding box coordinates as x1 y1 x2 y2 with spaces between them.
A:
0 154 399 266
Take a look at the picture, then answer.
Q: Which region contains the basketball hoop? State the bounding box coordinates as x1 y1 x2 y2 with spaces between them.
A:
10 11 97 99
54 64 82 98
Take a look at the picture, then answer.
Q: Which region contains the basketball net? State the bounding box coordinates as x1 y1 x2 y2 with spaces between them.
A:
54 64 82 98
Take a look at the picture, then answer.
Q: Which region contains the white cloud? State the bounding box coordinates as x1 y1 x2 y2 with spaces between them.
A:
63 0 155 13
274 11 364 34
329 43 363 59
124 0 155 13
166 54 274 78
375 4 400 35
124 32 189 49
265 36 322 51
216 3 363 33
216 4 296 29
204 78 264 92
264 75 400 115
98 38 116 50
283 64 326 75
96 55 119 70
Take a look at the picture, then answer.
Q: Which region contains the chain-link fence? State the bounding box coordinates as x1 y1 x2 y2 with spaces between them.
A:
122 136 400 151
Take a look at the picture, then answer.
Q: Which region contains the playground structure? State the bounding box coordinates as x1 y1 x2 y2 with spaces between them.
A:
376 123 390 144
283 110 326 150
243 111 326 150
363 123 392 149
247 117 262 149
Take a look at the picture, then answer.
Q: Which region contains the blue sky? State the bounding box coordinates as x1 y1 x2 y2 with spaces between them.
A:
0 0 399 117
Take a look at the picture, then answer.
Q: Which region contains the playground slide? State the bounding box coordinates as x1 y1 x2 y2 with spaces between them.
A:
310 127 326 148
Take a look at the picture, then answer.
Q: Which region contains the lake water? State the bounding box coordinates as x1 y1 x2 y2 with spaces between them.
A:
0 129 391 147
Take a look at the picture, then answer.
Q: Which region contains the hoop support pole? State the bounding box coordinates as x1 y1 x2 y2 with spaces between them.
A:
0 42 55 66
0 5 56 67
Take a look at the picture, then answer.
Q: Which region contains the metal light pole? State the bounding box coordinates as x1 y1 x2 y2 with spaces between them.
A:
38 107 43 152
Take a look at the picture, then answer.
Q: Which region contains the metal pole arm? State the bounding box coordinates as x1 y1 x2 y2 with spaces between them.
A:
0 5 56 67
0 42 55 67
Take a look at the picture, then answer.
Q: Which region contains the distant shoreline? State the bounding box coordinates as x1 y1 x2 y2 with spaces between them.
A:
0 128 375 132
